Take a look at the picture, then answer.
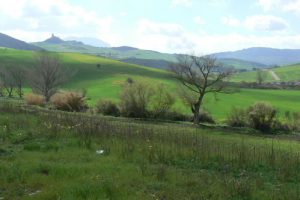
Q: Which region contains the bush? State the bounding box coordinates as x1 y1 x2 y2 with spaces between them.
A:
198 110 215 124
50 91 88 112
280 112 300 132
247 102 277 132
0 82 4 97
120 81 154 118
291 112 300 131
227 107 248 127
150 84 175 118
25 93 46 107
163 111 192 122
96 99 120 117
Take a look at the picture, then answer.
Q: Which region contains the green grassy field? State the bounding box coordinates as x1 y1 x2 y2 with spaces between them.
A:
232 70 274 82
233 64 300 82
1 48 300 121
273 64 300 82
0 103 299 199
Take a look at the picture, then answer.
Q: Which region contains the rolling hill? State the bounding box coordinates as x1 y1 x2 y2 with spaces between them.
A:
32 35 266 71
65 36 110 47
214 47 300 66
233 63 300 82
32 35 177 62
0 33 43 51
1 48 300 120
272 64 300 82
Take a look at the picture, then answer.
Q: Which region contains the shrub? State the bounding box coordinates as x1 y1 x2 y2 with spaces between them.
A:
272 120 292 132
96 99 120 117
281 112 300 131
50 91 88 112
120 80 154 118
25 93 46 107
163 111 192 122
150 84 175 118
227 107 248 127
291 112 300 131
0 81 4 97
198 110 215 124
247 102 277 132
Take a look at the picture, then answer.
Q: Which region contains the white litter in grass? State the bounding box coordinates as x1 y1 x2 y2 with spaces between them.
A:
96 150 105 155
29 190 42 196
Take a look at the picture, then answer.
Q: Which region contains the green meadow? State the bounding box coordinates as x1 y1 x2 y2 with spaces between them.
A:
1 48 300 120
273 64 300 82
233 63 300 83
0 103 299 200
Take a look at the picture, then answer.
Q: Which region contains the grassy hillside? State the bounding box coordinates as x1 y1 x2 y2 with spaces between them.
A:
232 70 274 82
273 64 300 81
220 58 267 70
0 33 43 51
0 104 299 199
233 64 300 82
32 42 177 62
1 49 300 120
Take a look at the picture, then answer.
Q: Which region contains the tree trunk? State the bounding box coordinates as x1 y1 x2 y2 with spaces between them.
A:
193 103 200 124
193 93 205 124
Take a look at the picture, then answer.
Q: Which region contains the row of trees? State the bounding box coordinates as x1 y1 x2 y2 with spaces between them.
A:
0 66 25 98
0 53 72 101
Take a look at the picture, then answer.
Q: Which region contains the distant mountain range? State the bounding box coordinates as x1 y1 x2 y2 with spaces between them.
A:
1 33 300 71
31 35 269 70
214 47 300 66
0 33 43 51
65 36 110 47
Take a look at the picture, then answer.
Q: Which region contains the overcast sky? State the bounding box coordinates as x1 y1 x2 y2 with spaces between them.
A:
1 0 300 53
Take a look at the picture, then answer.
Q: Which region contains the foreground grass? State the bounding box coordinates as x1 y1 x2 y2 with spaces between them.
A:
0 102 300 199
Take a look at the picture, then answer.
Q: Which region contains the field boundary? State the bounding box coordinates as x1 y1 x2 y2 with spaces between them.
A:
1 98 300 141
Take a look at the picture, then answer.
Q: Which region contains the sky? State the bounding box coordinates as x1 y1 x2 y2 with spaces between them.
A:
1 0 300 53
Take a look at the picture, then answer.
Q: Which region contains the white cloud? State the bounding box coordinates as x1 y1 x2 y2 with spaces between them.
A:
172 0 193 7
258 0 300 15
0 0 120 45
0 0 299 54
258 0 281 11
245 15 288 31
221 14 288 32
221 16 240 26
283 0 300 15
194 17 206 25
133 18 300 54
138 19 185 37
131 18 298 54
136 19 195 53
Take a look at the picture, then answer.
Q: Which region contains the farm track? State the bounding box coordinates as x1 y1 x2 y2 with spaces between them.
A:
269 70 281 81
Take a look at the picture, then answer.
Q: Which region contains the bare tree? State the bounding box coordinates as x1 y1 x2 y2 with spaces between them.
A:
29 52 73 102
256 70 267 85
170 54 232 124
9 66 26 98
0 81 5 97
0 67 15 98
